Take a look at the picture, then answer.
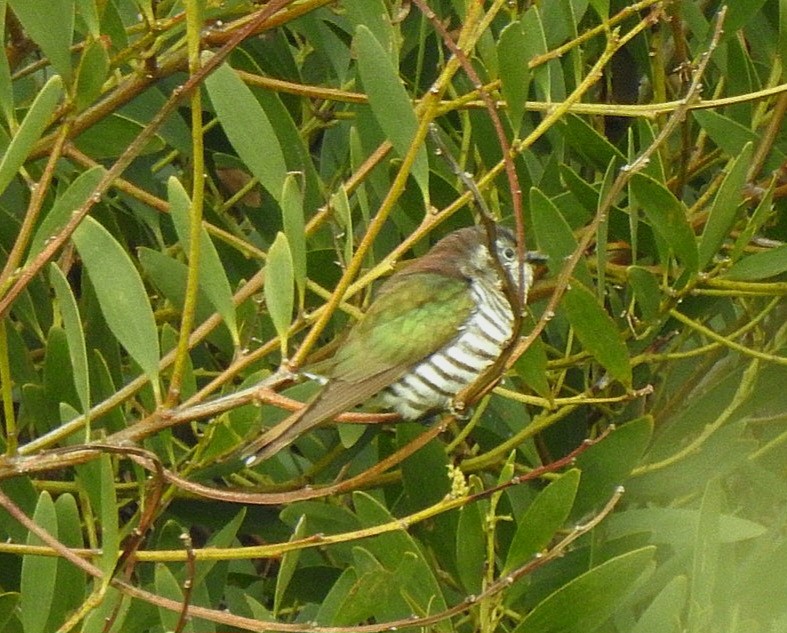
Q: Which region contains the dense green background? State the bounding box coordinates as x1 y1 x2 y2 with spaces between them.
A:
0 0 786 632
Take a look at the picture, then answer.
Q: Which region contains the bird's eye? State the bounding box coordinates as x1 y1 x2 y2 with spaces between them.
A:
501 246 516 261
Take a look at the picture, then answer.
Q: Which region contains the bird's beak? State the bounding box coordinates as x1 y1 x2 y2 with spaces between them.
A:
524 250 549 264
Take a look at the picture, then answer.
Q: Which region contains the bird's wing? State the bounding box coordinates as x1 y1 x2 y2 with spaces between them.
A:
331 272 474 383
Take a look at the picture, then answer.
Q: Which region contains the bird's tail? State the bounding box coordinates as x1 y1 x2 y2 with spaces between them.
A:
240 404 322 467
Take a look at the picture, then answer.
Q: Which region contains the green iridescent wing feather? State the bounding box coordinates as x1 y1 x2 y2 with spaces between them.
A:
330 272 474 383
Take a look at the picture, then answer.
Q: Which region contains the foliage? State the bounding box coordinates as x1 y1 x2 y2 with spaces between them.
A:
0 1 786 632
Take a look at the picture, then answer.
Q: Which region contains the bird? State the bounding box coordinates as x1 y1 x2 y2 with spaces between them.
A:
242 224 539 466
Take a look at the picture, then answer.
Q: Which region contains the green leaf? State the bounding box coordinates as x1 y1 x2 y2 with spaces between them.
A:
43 327 80 416
573 416 652 518
562 284 632 388
456 500 485 594
203 55 287 203
75 38 110 112
354 25 429 200
53 494 86 624
154 563 193 633
498 21 530 134
194 508 246 587
722 244 787 280
504 469 581 573
631 173 699 275
344 0 396 65
692 110 762 158
20 492 58 633
631 575 688 633
529 188 593 288
315 567 360 625
74 113 165 159
0 1 13 124
75 0 100 37
562 114 626 172
167 177 239 345
588 0 609 20
513 330 550 399
627 266 661 323
281 174 307 309
97 454 119 576
512 547 656 633
352 492 448 615
274 514 307 615
138 248 233 353
398 422 450 509
8 0 74 80
0 592 21 632
0 75 63 197
49 264 90 420
72 217 161 400
265 232 294 352
688 480 722 633
698 143 752 269
520 7 551 101
730 178 774 262
605 507 766 545
330 184 353 264
28 166 106 261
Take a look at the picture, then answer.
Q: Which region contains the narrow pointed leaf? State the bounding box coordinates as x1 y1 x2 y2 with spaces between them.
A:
723 244 787 280
53 494 86 622
194 508 246 586
698 143 752 269
49 264 90 417
512 547 656 633
331 185 353 264
0 1 13 124
71 216 160 399
504 469 581 573
29 166 106 261
513 331 550 399
0 75 63 197
154 564 193 633
498 21 530 134
627 266 661 323
281 174 307 307
264 232 294 349
692 109 763 157
456 500 485 593
98 453 119 575
8 0 74 80
562 284 632 387
354 25 429 199
0 593 20 632
689 480 722 632
75 0 100 37
168 177 239 345
573 416 652 518
274 515 308 615
352 492 448 615
520 7 550 101
631 575 688 633
730 179 774 261
530 188 593 287
20 492 58 633
203 54 287 202
631 173 698 274
75 38 110 112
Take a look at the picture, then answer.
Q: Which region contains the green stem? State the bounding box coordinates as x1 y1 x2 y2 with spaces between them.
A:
0 319 16 456
168 0 206 406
